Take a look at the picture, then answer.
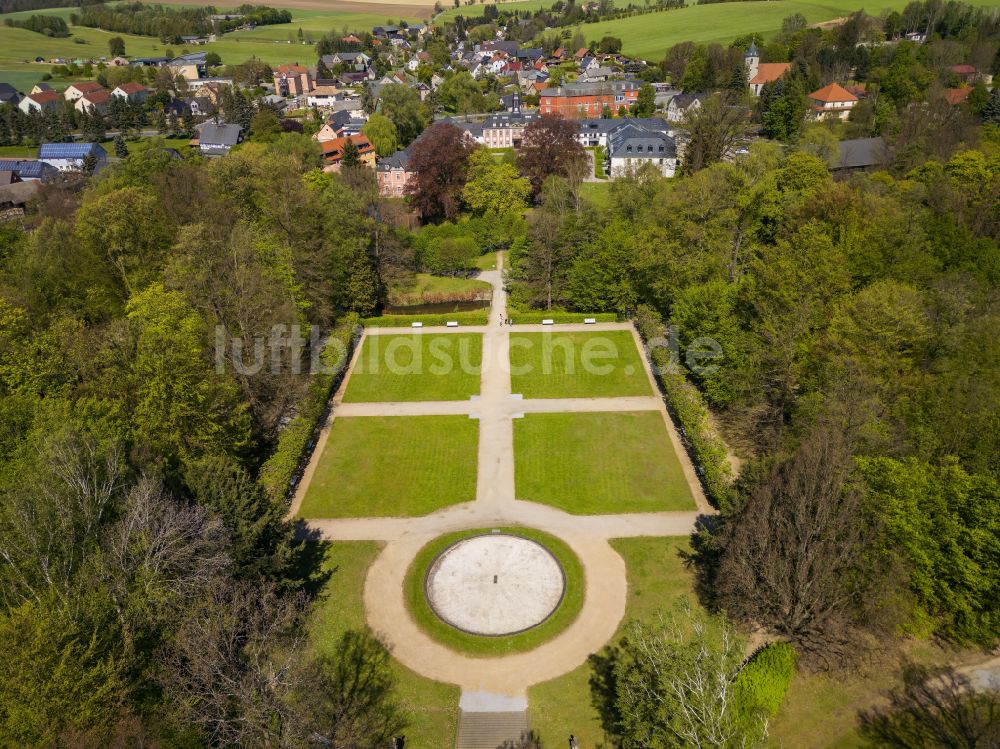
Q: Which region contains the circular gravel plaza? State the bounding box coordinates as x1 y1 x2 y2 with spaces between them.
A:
425 533 566 636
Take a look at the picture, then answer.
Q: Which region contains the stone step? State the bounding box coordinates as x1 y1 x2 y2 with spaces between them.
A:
455 710 529 749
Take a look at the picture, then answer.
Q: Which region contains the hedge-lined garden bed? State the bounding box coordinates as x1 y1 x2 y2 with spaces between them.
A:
260 313 360 502
363 310 490 327
508 311 618 324
634 305 734 509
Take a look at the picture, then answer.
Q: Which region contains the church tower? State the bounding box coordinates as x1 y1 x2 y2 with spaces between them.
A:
744 41 760 83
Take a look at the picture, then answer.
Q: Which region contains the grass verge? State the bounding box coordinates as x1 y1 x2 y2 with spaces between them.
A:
297 415 478 518
403 527 585 657
363 310 489 327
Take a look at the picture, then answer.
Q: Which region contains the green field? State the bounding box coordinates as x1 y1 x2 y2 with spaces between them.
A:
343 333 483 402
0 5 427 91
403 527 585 656
509 330 651 399
297 415 478 517
515 411 695 513
438 0 995 60
307 541 459 747
529 537 703 745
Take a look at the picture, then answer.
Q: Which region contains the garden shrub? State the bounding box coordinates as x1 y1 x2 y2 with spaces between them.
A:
260 313 359 502
734 642 797 738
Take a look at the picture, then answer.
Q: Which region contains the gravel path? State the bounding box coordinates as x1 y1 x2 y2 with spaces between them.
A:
290 252 714 696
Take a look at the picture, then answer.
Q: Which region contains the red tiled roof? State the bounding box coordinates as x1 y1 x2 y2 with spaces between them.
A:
809 82 858 103
82 90 110 103
575 47 588 58
29 91 59 103
116 82 147 94
944 87 972 105
948 64 977 74
276 63 308 74
70 81 104 93
749 62 791 85
321 134 374 160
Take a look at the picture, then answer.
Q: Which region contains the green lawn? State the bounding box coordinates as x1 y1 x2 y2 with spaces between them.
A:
581 180 612 208
529 537 702 745
343 333 483 402
509 330 651 399
473 251 498 271
307 541 459 748
0 144 37 158
515 411 695 513
297 415 478 518
403 527 585 656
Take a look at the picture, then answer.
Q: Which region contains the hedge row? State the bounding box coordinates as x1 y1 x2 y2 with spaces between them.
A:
362 310 490 327
734 642 797 737
260 314 360 503
634 305 734 509
509 311 618 324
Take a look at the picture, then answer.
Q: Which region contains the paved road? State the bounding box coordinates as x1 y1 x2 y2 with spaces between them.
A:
290 251 713 695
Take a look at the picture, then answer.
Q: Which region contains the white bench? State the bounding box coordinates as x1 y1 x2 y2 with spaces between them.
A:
446 321 459 327
411 322 423 328
584 317 596 324
541 319 554 325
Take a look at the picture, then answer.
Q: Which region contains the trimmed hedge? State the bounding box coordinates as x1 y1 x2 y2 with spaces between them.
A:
362 310 489 327
260 314 360 502
734 642 797 737
508 311 618 324
633 305 734 509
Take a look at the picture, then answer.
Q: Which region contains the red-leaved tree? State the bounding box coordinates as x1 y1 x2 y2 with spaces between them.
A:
516 113 587 194
405 122 475 220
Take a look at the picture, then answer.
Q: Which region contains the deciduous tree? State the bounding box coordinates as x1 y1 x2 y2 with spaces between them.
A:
405 122 474 219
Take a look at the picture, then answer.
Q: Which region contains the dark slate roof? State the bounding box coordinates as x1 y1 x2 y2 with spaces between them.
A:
0 83 19 103
437 117 483 139
835 137 886 170
516 47 544 60
326 109 353 130
541 80 639 97
377 146 411 171
198 123 243 147
0 158 58 180
668 93 705 110
608 123 676 159
38 142 106 159
483 111 539 129
577 117 670 135
171 52 207 64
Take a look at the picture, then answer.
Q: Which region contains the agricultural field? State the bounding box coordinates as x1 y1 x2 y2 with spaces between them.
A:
343 332 483 402
437 0 997 59
296 415 479 517
0 3 428 92
514 411 696 513
509 329 652 399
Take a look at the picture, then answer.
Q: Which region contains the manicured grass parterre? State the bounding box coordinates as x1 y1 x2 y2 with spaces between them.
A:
528 537 704 745
403 527 585 657
297 415 478 518
509 330 651 399
307 541 459 747
515 411 696 513
343 332 483 402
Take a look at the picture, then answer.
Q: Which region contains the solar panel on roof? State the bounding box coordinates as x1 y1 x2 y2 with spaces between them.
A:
39 143 102 158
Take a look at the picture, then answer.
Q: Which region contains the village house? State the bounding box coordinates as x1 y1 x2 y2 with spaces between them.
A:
376 146 414 196
807 82 858 121
540 80 640 117
38 142 107 173
167 52 209 81
745 43 791 96
63 81 105 102
111 82 149 103
0 83 19 107
322 52 371 72
665 93 704 123
195 122 244 156
321 134 376 171
948 64 979 85
607 122 678 178
74 90 111 115
18 90 60 114
273 64 313 97
29 83 53 95
483 108 539 148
